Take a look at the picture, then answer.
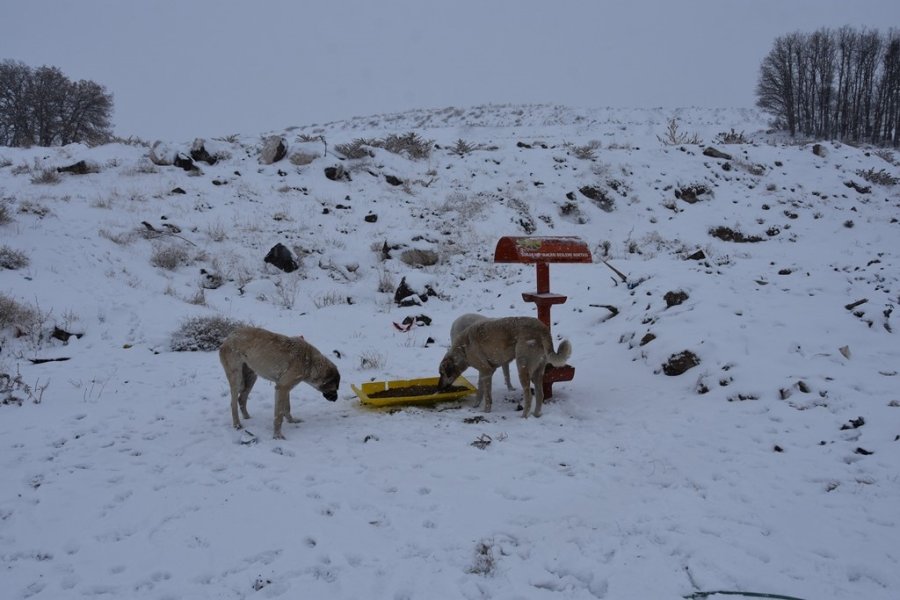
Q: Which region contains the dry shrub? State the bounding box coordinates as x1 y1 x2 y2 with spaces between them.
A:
313 290 350 308
169 315 247 352
856 168 898 186
571 140 601 160
335 139 373 159
0 293 38 332
400 248 439 267
714 129 750 144
30 169 61 185
151 244 191 270
0 245 29 270
0 199 11 225
657 117 702 146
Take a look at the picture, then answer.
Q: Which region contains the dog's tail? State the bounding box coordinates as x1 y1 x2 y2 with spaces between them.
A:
547 339 572 367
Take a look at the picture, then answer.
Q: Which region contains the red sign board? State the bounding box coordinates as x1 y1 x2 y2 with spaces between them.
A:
494 236 593 264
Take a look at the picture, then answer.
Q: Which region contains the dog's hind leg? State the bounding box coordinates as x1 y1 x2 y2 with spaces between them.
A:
220 352 250 430
531 362 548 418
501 363 514 390
517 360 533 418
237 363 256 420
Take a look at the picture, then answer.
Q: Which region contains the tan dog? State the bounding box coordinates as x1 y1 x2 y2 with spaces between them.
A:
218 327 340 439
438 316 571 418
450 313 514 391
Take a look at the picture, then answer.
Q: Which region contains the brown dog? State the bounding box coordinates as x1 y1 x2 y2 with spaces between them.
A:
438 316 571 418
218 327 340 439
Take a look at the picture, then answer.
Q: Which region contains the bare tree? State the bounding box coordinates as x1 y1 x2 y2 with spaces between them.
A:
757 27 899 147
0 60 113 147
0 60 32 146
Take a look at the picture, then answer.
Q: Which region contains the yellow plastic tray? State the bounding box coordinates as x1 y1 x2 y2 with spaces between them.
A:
352 376 476 407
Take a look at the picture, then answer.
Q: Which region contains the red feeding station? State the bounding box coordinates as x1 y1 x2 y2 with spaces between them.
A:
493 236 593 398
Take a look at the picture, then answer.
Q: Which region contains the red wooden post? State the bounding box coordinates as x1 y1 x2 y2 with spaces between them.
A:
493 237 592 398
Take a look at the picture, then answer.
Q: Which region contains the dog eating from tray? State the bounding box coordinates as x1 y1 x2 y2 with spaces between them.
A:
439 315 571 418
218 313 570 438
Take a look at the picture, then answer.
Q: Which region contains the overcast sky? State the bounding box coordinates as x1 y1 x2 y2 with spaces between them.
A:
3 0 899 141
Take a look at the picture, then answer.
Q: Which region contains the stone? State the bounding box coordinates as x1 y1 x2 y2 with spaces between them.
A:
260 136 287 164
264 243 299 273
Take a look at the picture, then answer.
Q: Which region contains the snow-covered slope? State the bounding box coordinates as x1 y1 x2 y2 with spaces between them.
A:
1 105 898 600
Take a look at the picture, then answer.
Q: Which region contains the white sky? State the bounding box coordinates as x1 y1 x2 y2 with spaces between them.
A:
3 0 899 141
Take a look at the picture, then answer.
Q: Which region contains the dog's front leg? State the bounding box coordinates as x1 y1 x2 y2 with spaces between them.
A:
284 392 301 424
478 370 494 412
273 385 289 439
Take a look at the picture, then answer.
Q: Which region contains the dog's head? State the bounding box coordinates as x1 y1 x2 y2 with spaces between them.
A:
316 360 341 402
438 347 467 391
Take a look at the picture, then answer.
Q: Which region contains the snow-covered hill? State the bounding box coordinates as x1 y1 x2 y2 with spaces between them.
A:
1 105 898 600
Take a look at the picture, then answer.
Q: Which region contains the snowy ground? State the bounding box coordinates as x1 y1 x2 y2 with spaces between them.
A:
1 105 898 599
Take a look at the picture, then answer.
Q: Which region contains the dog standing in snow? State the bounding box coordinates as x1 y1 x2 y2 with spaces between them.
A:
438 316 571 418
450 313 515 392
219 327 340 439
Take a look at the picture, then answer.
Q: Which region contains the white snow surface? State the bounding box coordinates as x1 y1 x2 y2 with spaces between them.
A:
1 105 898 600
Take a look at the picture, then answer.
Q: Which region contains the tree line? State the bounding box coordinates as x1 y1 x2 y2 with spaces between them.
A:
0 60 113 147
757 27 900 147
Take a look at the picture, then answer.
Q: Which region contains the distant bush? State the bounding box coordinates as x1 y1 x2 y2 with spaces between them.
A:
0 200 12 225
30 169 60 185
150 244 191 270
714 129 750 144
856 167 899 186
0 293 38 333
400 248 439 267
571 140 601 160
0 245 29 270
335 138 374 159
336 132 433 160
452 138 475 156
380 132 432 159
169 315 247 352
657 117 702 146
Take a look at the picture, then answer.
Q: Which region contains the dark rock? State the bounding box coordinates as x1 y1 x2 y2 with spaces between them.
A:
664 290 689 308
686 250 706 261
394 277 417 305
812 144 827 157
709 226 763 243
675 184 711 204
57 160 94 175
639 333 656 346
264 243 299 273
190 139 217 165
324 165 350 181
401 314 432 328
662 350 700 376
579 186 614 212
200 268 224 289
565 191 576 201
384 174 403 186
703 147 732 160
840 416 865 430
364 214 378 223
171 187 186 195
393 277 437 306
51 326 82 343
844 180 871 194
173 153 197 172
